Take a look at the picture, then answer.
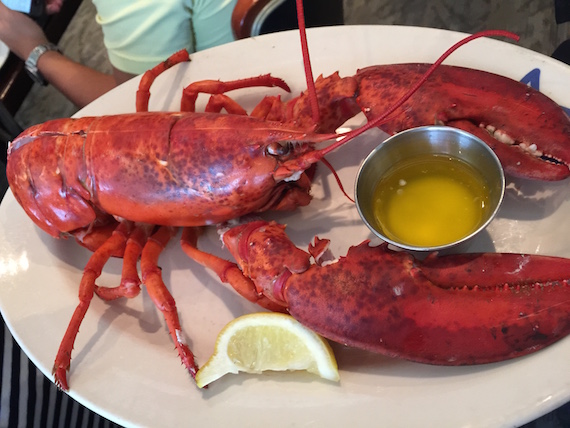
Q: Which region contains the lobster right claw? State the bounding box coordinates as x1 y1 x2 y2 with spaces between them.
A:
284 242 570 365
355 64 570 181
219 220 570 365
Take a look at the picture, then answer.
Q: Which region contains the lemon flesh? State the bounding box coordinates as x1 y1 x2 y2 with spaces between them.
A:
196 313 339 388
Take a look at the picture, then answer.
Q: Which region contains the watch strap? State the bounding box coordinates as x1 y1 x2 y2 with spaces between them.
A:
25 43 61 86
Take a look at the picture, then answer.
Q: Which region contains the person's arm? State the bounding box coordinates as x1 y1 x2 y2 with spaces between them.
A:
0 1 133 108
35 50 130 107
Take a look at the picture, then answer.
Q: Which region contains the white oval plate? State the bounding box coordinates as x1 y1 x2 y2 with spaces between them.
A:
0 40 9 69
1 26 569 428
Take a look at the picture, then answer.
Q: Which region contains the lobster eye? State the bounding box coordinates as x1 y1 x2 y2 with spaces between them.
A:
266 141 291 156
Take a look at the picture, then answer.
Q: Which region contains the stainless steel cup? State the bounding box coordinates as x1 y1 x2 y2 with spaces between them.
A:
354 126 505 251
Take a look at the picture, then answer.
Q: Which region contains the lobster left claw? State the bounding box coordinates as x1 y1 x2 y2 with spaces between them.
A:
355 64 570 181
213 220 570 366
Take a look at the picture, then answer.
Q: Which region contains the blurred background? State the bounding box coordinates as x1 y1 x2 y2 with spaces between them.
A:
13 0 570 129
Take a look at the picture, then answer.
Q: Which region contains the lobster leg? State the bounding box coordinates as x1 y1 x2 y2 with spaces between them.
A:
72 219 123 255
53 221 133 390
136 49 293 118
141 226 199 380
179 227 288 312
94 224 153 300
53 223 201 390
136 49 191 112
180 75 291 112
205 95 248 115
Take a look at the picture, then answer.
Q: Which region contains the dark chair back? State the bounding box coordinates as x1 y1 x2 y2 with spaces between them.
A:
232 0 343 39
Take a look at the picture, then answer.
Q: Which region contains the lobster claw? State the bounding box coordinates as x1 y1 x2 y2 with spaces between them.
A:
220 220 570 365
355 64 570 181
285 242 570 364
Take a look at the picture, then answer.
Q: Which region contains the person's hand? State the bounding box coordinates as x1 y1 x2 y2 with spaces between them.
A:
45 0 63 14
0 1 49 60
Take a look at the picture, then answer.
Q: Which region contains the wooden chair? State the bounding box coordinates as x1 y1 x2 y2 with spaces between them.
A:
232 0 343 39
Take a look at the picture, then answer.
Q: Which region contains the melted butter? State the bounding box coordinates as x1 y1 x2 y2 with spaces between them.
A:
373 154 491 247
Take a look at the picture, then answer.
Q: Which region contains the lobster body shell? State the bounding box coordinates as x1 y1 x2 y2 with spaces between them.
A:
7 112 326 238
8 63 570 240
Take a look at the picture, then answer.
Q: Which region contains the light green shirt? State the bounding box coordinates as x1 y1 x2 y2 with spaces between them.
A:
92 0 237 74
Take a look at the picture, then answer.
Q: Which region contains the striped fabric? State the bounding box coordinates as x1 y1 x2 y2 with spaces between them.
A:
0 314 121 428
2 315 569 428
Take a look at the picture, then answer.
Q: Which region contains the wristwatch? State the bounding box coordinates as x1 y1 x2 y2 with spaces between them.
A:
25 43 61 86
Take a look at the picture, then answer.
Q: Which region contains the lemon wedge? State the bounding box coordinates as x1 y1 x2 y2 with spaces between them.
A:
196 312 340 388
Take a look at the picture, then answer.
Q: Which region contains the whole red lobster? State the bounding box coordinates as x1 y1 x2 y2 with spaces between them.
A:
5 0 570 391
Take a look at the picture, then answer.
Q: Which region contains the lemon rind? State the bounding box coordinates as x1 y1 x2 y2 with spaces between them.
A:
195 313 339 388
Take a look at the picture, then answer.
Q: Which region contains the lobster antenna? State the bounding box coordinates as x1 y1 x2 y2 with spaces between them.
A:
319 157 355 203
296 0 320 125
